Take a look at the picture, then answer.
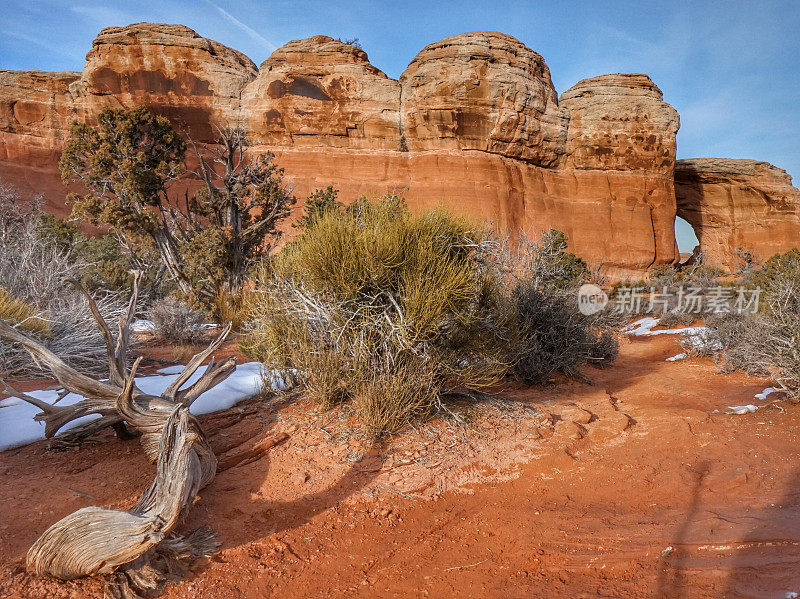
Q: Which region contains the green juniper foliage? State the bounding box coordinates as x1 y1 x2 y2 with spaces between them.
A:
59 108 295 308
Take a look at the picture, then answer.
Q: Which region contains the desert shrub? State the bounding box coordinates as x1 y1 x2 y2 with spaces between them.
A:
511 283 619 383
37 214 159 293
704 249 800 397
509 229 589 290
243 197 620 436
0 287 50 335
336 37 363 49
242 196 514 437
658 310 696 329
148 297 208 345
650 256 724 290
746 248 800 294
212 289 254 330
0 187 128 377
505 234 619 384
294 186 343 231
352 352 439 438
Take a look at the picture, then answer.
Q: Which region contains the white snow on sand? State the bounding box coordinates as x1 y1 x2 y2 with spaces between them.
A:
130 319 156 332
622 317 707 338
755 387 778 401
623 317 722 353
727 404 759 415
0 362 283 451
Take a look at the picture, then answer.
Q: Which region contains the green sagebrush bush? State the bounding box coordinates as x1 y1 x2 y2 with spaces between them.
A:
242 197 618 437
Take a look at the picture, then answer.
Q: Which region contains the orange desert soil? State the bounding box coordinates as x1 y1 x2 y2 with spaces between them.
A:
1 333 800 598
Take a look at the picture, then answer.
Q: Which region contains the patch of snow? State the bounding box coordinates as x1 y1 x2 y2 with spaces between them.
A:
622 317 706 338
0 362 285 451
130 319 155 332
131 320 218 333
680 328 722 353
666 353 687 362
726 404 759 415
621 317 661 336
622 317 722 354
156 365 185 375
755 387 778 401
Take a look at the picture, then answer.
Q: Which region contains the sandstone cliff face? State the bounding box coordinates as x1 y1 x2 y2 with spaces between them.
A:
0 23 259 213
81 23 257 140
555 74 682 276
5 22 790 279
243 35 399 149
560 74 679 173
0 70 80 166
676 158 800 270
399 32 566 165
0 70 83 214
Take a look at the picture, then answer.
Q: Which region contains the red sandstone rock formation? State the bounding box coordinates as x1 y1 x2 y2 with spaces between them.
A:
244 35 399 150
81 23 257 140
399 32 566 164
1 22 793 278
675 158 800 270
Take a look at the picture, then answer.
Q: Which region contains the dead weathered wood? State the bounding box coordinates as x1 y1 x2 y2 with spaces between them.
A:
216 432 289 472
0 278 234 451
0 276 242 594
26 406 211 579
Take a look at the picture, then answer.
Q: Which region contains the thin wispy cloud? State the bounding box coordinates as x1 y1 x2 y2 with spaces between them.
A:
201 0 277 51
3 29 71 56
70 5 136 27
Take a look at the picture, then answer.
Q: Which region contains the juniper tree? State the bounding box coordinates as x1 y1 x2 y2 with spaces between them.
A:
59 107 192 295
181 125 296 296
60 108 296 306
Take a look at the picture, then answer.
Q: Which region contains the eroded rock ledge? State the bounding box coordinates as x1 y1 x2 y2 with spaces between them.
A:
676 158 800 269
1 22 798 278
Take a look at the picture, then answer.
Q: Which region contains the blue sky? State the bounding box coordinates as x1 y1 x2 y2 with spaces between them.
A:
2 1 799 251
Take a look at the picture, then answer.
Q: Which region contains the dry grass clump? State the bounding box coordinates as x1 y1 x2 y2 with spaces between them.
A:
705 249 800 397
0 287 50 336
243 197 619 437
212 289 254 330
148 296 208 345
0 183 128 376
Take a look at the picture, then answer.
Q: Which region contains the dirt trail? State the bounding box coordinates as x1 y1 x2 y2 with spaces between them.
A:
2 334 800 598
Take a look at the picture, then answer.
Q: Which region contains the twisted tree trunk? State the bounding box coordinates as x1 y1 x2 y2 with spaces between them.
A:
0 275 242 595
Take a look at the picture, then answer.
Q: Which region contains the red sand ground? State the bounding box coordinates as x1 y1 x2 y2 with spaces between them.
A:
2 333 800 598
